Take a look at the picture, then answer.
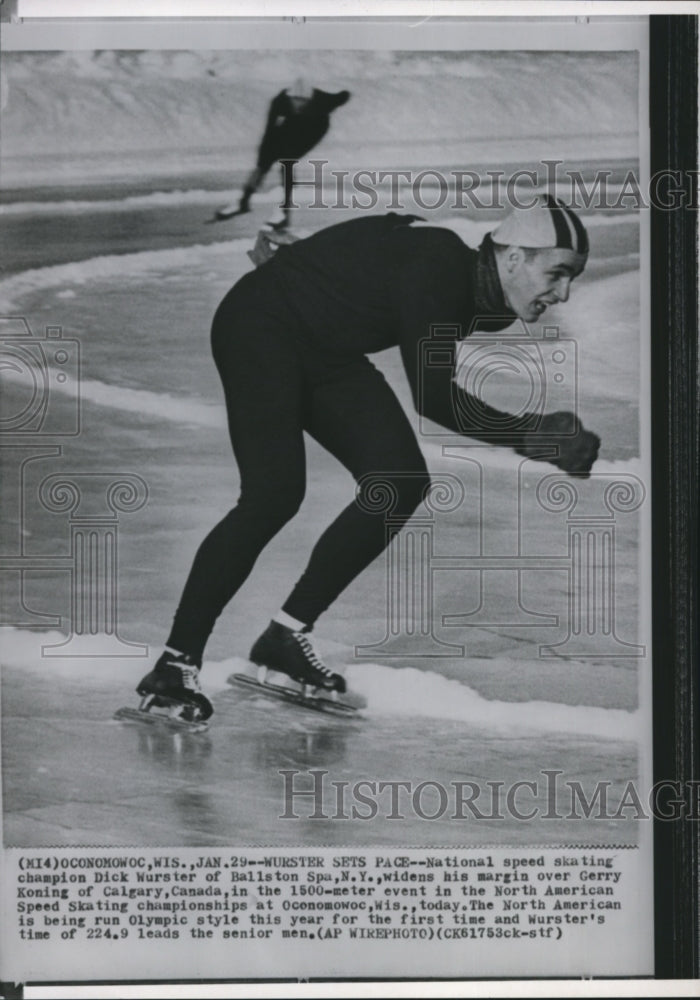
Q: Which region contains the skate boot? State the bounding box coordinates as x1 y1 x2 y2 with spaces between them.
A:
136 650 214 722
249 621 347 695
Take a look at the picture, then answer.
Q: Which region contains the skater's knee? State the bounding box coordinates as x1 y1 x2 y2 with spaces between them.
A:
268 489 305 526
237 483 305 530
356 467 431 518
398 467 432 514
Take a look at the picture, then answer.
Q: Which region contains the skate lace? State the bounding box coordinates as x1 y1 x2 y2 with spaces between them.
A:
177 662 203 693
294 633 334 677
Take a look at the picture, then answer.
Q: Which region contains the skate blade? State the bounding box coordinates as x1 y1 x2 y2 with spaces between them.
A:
114 706 209 734
206 208 246 224
227 673 359 717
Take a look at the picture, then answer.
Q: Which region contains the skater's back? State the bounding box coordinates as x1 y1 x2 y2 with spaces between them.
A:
236 213 483 357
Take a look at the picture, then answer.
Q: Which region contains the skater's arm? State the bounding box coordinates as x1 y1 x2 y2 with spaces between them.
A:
402 338 534 448
260 92 288 141
314 88 351 110
392 228 601 474
404 340 600 472
391 227 532 448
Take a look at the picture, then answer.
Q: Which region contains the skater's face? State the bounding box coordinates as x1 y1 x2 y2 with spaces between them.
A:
499 247 585 322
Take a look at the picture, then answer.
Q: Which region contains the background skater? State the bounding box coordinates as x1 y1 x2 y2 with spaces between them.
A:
216 77 351 228
136 197 600 724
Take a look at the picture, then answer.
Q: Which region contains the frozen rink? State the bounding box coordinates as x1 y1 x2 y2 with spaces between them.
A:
1 47 648 852
3 631 641 848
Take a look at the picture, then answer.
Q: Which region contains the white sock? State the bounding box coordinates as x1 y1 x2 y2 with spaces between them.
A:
164 645 185 658
273 611 307 632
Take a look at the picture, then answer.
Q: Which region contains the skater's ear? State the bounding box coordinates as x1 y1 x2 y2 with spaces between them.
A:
497 245 533 274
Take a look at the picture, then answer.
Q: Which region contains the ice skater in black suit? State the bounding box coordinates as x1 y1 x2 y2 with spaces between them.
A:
138 199 600 722
217 77 350 228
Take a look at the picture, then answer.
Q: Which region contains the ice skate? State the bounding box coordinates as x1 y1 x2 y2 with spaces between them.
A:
207 203 249 224
250 621 346 694
115 651 213 732
228 621 361 717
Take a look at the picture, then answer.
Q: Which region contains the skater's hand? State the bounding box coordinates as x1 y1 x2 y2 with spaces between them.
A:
515 411 601 478
247 228 299 267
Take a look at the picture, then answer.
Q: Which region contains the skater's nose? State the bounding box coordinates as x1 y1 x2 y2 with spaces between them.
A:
553 276 571 302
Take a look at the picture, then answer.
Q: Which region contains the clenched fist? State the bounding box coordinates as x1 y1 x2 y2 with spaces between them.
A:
516 410 601 478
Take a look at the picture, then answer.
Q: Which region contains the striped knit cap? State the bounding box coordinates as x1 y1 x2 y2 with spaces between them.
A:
491 195 589 256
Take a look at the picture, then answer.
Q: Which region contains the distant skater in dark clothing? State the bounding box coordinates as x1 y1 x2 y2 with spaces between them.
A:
219 77 350 228
138 199 600 722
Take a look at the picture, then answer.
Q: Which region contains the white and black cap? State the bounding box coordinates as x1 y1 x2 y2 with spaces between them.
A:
491 195 589 256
